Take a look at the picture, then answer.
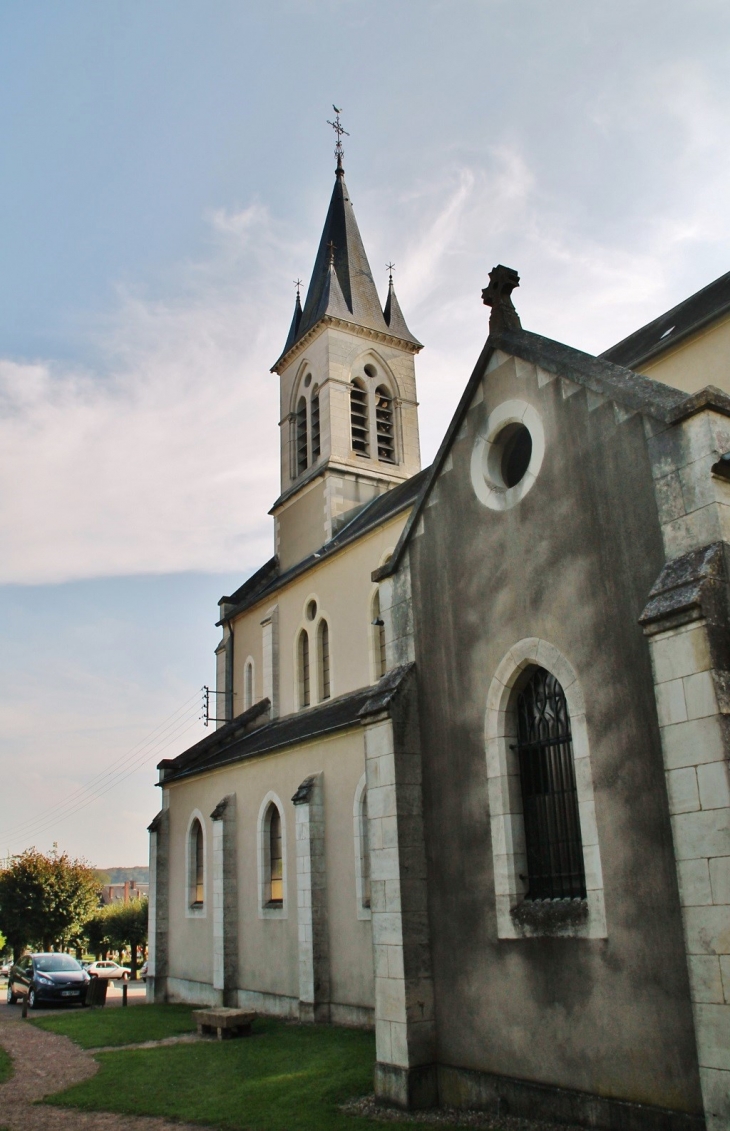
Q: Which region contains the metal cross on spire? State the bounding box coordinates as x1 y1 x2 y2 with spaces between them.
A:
327 105 349 173
294 278 303 299
386 262 396 285
326 240 336 267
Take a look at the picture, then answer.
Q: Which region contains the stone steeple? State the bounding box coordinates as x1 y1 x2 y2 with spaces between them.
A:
271 158 422 571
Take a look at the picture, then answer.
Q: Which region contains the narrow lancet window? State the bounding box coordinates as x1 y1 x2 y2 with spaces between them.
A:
360 789 371 909
311 387 321 460
318 619 330 701
375 386 395 462
298 629 310 708
516 667 586 900
296 397 308 476
350 381 369 456
268 806 283 904
190 819 204 906
372 591 387 679
244 660 254 711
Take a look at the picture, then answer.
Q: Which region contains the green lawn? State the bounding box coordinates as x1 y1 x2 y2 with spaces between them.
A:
31 1002 196 1048
47 1016 380 1131
0 1043 12 1084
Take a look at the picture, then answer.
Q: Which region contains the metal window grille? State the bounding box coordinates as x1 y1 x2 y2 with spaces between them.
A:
296 397 308 475
318 619 330 700
268 806 283 903
299 630 310 707
191 821 204 905
375 386 395 462
311 389 321 459
515 667 586 900
350 382 369 455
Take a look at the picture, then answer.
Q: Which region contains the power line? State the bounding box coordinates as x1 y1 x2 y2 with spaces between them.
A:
1 689 205 845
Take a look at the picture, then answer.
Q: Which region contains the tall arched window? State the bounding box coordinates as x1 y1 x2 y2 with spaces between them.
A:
375 385 395 462
267 804 283 905
296 396 308 476
298 629 310 708
318 619 330 701
372 591 387 679
190 819 204 907
244 659 254 711
311 386 321 460
516 667 586 900
359 788 370 909
350 381 369 456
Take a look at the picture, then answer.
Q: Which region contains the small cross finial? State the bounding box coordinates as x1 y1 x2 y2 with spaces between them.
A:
326 240 336 267
294 278 303 299
327 105 350 173
386 262 395 285
481 265 521 334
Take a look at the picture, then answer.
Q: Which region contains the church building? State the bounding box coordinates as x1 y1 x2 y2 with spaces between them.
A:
147 134 730 1131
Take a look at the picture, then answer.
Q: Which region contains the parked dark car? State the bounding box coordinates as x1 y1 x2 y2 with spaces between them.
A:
6 953 90 1009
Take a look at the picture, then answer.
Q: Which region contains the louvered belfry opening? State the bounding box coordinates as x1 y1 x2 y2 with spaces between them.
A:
375 386 395 462
515 667 586 900
311 388 321 459
350 381 369 456
296 397 308 475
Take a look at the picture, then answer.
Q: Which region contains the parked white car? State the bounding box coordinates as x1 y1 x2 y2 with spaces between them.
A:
0 962 11 978
86 960 130 981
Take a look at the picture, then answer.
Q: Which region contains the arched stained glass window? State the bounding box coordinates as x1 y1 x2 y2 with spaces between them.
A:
350 381 369 456
296 397 308 476
311 387 321 460
298 630 310 708
190 819 204 906
375 386 395 462
268 805 283 904
515 667 586 900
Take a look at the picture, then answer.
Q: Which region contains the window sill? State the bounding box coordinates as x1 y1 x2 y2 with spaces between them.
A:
509 896 591 938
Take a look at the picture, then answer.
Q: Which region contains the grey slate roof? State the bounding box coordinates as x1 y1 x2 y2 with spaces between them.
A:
274 171 421 367
158 664 414 784
601 269 730 370
218 467 430 623
375 325 730 583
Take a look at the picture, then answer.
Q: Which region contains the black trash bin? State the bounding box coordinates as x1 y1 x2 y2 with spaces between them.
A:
86 977 108 1007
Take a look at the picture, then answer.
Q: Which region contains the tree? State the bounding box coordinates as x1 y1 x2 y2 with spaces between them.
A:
83 899 148 978
0 848 101 957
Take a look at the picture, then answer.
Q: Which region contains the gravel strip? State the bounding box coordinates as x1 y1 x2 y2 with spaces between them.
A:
0 1002 202 1131
342 1095 584 1131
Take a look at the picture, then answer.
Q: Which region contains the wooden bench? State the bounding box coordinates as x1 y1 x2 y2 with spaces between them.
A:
193 1007 256 1040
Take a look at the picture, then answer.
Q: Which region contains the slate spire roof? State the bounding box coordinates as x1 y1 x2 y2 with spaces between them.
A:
274 164 421 366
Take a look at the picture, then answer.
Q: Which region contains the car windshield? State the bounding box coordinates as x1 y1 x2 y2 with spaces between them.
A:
34 955 81 972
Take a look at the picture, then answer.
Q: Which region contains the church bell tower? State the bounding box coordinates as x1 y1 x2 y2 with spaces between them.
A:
270 118 422 571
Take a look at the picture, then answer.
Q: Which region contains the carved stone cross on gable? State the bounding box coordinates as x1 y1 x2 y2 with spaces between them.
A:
482 264 522 334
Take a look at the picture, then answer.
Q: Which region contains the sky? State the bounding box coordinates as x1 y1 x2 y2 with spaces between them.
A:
1 0 729 866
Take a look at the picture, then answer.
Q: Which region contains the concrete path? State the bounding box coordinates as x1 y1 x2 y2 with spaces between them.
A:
0 997 203 1131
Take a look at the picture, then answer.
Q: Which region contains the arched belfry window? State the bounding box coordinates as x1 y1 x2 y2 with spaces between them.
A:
298 629 310 708
375 386 395 463
372 591 387 679
190 819 204 907
515 668 586 900
311 386 321 460
267 804 283 905
318 619 330 701
350 381 369 457
296 396 308 476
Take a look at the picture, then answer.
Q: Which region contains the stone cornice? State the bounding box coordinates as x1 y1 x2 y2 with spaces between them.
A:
271 314 422 374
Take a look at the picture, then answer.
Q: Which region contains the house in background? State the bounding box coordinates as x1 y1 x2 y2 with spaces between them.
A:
147 132 730 1131
102 880 149 905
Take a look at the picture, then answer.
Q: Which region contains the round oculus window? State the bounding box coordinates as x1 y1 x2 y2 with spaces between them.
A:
470 400 544 511
306 599 317 621
303 373 312 388
363 364 377 378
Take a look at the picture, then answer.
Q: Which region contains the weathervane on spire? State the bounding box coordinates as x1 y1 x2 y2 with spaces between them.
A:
327 105 349 173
